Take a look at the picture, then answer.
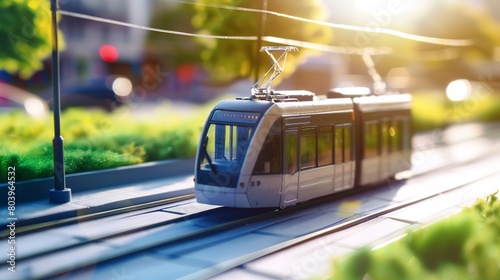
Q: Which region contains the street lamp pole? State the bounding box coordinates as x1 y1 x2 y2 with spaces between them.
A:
49 0 71 203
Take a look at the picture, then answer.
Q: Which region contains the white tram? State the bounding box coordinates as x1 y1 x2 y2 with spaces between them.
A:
194 47 412 208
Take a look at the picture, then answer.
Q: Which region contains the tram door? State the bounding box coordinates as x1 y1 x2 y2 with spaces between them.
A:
281 130 299 207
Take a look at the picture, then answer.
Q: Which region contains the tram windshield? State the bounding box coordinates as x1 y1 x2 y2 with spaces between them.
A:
198 110 260 187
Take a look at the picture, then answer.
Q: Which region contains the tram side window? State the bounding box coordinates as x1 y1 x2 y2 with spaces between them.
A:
335 125 343 164
300 128 317 170
344 125 352 162
364 121 379 158
381 121 389 155
285 132 298 174
402 118 411 151
318 126 333 166
390 119 403 152
253 120 282 175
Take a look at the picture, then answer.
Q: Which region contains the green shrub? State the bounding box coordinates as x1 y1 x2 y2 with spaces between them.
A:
327 192 500 280
0 101 214 182
1 143 145 181
405 213 476 270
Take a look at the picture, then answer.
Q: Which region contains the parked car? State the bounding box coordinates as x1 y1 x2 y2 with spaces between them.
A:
0 82 49 117
54 77 128 111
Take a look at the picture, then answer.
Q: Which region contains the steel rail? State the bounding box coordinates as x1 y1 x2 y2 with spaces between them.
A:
0 204 293 278
0 194 195 236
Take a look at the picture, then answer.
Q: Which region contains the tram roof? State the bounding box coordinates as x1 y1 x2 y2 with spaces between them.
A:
274 97 354 116
213 92 411 116
354 93 412 112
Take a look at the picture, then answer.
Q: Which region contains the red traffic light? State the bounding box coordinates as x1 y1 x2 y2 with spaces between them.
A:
99 44 119 62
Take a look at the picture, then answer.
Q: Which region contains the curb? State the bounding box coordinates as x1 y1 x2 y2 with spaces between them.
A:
0 158 195 203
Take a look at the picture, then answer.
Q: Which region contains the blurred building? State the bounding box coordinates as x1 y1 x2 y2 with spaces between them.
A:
59 0 153 83
56 0 218 102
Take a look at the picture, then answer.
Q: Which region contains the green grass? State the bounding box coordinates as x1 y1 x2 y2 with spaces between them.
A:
0 100 217 182
326 192 500 280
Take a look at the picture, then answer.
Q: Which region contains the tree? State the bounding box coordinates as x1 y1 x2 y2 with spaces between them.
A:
410 2 500 84
414 2 500 59
192 0 333 84
328 1 500 83
146 2 202 68
0 0 57 79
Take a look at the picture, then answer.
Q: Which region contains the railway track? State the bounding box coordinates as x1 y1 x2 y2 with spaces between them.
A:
7 122 499 237
1 123 499 279
0 194 196 236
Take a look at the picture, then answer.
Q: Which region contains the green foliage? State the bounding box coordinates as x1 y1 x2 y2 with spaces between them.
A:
410 2 500 81
146 2 202 67
330 2 500 80
414 2 500 59
328 192 500 280
0 0 59 79
0 101 213 182
0 143 143 182
411 90 500 131
470 191 500 236
192 0 333 83
405 213 476 270
337 247 372 280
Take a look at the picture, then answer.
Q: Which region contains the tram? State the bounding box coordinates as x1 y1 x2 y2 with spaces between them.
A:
194 47 412 208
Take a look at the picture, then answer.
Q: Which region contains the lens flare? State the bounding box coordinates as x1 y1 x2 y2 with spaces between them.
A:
112 77 133 97
24 98 47 118
446 79 471 101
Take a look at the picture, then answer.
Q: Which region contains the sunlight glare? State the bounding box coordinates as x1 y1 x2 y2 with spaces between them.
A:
24 98 47 118
446 79 471 101
355 0 388 10
387 67 410 89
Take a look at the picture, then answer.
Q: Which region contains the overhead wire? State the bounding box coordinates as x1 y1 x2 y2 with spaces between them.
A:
58 0 474 57
57 10 257 41
165 0 474 47
57 9 391 55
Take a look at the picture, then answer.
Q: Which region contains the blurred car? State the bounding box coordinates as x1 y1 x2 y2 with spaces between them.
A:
53 76 131 111
0 82 49 117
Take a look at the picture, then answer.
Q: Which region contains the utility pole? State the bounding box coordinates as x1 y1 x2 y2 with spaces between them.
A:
49 0 71 203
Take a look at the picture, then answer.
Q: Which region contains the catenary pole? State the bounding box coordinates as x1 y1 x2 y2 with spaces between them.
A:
49 0 71 203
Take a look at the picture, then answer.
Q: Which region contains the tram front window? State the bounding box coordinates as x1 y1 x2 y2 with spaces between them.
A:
198 110 259 187
201 124 253 171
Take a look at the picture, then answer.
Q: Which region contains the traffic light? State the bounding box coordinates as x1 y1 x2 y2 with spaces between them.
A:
99 44 119 62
